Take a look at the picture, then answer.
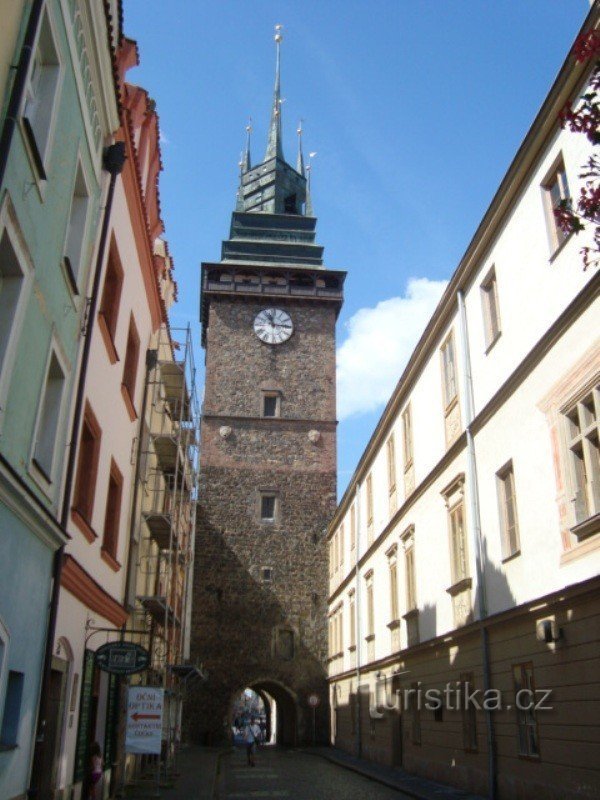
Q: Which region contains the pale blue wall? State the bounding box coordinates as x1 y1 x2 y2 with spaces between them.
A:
0 505 53 799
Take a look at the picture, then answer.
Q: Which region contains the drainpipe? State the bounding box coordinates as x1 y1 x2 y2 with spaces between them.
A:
457 289 496 800
0 0 44 189
28 142 126 798
353 481 362 759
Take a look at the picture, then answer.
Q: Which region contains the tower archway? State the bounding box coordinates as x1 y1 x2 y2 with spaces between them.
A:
230 679 298 747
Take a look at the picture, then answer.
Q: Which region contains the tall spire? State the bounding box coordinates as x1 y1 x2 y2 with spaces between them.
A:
296 119 305 176
305 151 316 217
265 24 284 161
244 118 252 172
235 151 245 211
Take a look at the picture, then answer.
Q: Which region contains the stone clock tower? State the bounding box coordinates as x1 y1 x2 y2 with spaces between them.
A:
189 28 345 746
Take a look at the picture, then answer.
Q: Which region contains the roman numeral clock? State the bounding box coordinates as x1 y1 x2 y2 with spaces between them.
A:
189 27 345 748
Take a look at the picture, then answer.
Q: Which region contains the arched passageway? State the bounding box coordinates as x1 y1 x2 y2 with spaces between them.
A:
230 680 298 747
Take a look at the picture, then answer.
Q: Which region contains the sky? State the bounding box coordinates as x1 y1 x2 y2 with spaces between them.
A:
123 0 591 498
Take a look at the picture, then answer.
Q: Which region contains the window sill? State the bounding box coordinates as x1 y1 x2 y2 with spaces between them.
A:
560 530 600 565
71 508 97 543
121 383 138 422
570 512 600 542
28 458 54 501
548 228 575 264
446 577 472 597
501 549 521 565
443 395 459 417
98 313 119 365
484 331 502 356
387 618 401 630
101 547 121 572
365 633 375 642
61 256 80 298
402 608 419 620
21 116 47 181
348 645 357 653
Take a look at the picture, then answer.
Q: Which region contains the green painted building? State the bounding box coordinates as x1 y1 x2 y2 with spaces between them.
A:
0 2 119 797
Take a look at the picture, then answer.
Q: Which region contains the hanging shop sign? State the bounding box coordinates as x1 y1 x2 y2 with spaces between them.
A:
125 686 164 755
95 641 150 675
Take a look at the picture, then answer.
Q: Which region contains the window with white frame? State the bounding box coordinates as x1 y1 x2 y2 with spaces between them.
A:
480 267 501 349
386 433 396 494
542 156 571 253
63 160 90 288
440 332 458 409
32 349 66 481
22 9 61 177
348 590 356 649
387 547 399 621
403 531 417 611
350 503 356 550
449 500 469 585
366 473 374 541
497 461 520 559
365 570 375 638
402 403 413 467
339 523 345 573
564 385 600 526
0 222 31 406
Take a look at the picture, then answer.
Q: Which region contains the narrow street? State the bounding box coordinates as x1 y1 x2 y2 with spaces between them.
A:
216 747 411 799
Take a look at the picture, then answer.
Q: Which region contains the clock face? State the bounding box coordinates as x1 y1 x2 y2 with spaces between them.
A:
254 308 293 345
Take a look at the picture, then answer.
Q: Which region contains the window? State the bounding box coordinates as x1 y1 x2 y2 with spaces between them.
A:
405 540 417 611
348 591 356 649
0 671 24 747
481 267 501 349
262 392 280 418
122 315 140 415
449 501 469 584
497 461 520 559
339 523 344 573
32 350 66 481
388 550 399 620
512 663 540 758
63 160 90 288
333 531 339 574
99 241 124 352
284 193 297 214
543 158 571 252
261 567 273 584
329 540 334 578
260 493 277 521
0 222 31 409
365 571 375 638
102 459 123 562
386 434 396 493
460 673 478 752
402 404 413 467
72 403 101 529
440 333 457 408
350 504 356 550
22 10 61 177
366 473 374 541
276 628 294 660
565 386 600 526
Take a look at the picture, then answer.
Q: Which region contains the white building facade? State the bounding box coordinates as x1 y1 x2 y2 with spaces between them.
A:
328 9 600 800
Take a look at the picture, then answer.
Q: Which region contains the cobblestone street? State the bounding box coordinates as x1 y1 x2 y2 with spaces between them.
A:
216 747 411 799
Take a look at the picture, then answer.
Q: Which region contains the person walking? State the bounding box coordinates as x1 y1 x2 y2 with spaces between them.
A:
88 742 103 799
243 720 256 766
251 718 262 746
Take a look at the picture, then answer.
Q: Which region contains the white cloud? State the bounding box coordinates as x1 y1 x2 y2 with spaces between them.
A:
336 278 448 420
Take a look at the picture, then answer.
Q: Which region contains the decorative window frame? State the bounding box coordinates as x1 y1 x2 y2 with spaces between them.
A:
28 335 70 496
540 152 573 258
538 342 600 561
439 330 462 447
19 3 64 188
257 489 279 524
480 265 502 353
61 150 92 297
496 459 521 562
0 195 35 436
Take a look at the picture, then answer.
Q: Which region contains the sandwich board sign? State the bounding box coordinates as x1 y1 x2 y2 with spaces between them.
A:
125 686 164 755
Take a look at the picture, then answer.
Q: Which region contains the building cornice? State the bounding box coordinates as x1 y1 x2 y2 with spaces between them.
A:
61 553 128 627
328 573 600 682
330 5 600 533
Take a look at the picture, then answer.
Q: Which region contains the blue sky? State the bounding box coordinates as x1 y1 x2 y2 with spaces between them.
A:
124 1 590 498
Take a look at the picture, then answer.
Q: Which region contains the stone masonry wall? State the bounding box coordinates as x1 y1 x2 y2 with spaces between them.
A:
188 294 338 745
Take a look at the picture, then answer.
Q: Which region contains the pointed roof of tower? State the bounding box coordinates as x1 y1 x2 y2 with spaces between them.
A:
244 119 252 172
265 24 284 161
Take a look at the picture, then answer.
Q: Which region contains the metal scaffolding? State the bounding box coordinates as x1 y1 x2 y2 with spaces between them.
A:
133 323 201 779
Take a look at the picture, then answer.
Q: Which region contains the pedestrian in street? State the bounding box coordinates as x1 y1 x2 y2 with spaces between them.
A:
243 720 256 766
88 742 103 799
251 717 262 746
